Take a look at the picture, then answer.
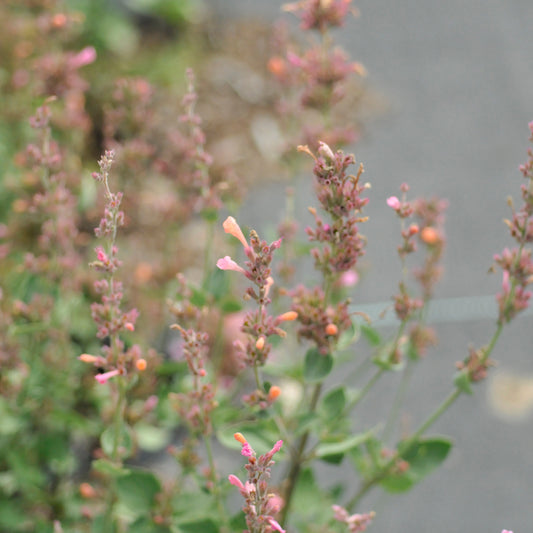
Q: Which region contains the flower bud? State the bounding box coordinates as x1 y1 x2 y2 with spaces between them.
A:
325 323 338 336
420 226 440 245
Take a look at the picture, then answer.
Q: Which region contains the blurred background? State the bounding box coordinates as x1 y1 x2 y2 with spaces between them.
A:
205 1 533 531
1 0 532 531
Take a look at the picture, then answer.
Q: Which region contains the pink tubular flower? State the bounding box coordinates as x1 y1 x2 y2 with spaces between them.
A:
70 46 97 69
230 433 285 533
228 474 245 491
501 531 513 533
268 517 286 533
94 369 120 384
223 216 249 249
216 255 246 275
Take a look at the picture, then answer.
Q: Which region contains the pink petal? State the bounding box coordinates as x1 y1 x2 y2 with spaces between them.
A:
228 474 244 491
71 46 97 69
223 216 248 249
94 369 120 384
267 517 286 533
216 256 246 274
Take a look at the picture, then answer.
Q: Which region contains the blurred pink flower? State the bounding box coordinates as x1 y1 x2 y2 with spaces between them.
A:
70 46 97 69
94 369 120 385
216 255 246 275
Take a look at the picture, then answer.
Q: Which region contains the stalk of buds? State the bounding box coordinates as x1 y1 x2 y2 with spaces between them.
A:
217 217 296 371
291 142 368 353
229 433 285 533
79 150 145 385
493 121 533 324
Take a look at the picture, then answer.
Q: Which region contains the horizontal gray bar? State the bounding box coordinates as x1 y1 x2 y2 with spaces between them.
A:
353 295 532 327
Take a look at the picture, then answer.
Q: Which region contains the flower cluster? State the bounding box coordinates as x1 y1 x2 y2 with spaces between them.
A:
302 142 369 277
493 122 533 324
8 101 82 288
229 433 285 533
168 325 216 435
386 185 446 360
332 504 375 533
412 197 448 299
217 216 296 369
290 285 351 354
268 1 365 150
80 151 145 385
283 0 357 33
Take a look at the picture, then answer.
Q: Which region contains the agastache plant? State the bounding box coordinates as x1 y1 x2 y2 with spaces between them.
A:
270 0 365 150
217 216 297 403
80 150 145 440
229 432 285 533
0 1 529 531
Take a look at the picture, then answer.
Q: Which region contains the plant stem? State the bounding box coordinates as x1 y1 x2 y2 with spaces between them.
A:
381 359 415 444
202 218 216 290
346 386 462 511
343 367 385 416
203 434 229 531
280 383 322 525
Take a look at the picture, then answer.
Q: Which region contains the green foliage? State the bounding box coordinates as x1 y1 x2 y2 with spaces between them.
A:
381 437 453 493
116 469 162 515
304 348 334 382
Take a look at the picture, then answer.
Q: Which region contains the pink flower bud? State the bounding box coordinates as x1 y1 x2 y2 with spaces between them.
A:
78 354 98 364
386 196 401 210
318 141 335 162
276 311 298 323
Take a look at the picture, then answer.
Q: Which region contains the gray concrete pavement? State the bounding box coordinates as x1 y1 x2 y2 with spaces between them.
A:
206 1 533 531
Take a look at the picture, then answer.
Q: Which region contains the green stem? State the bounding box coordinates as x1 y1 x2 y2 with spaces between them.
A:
343 367 385 416
347 386 462 512
280 383 322 525
202 218 217 289
203 435 229 531
112 376 127 463
381 359 415 444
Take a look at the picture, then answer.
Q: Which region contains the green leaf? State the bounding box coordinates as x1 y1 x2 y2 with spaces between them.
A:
136 423 171 452
320 386 346 419
178 519 219 533
453 370 473 394
361 324 381 346
372 341 404 371
381 437 453 493
217 420 280 455
304 348 333 383
189 287 206 307
292 412 320 436
129 517 171 533
229 511 247 530
291 468 333 527
101 423 133 459
220 297 243 313
92 458 127 478
116 469 162 514
316 430 375 459
172 491 217 522
206 268 230 301
337 320 360 350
